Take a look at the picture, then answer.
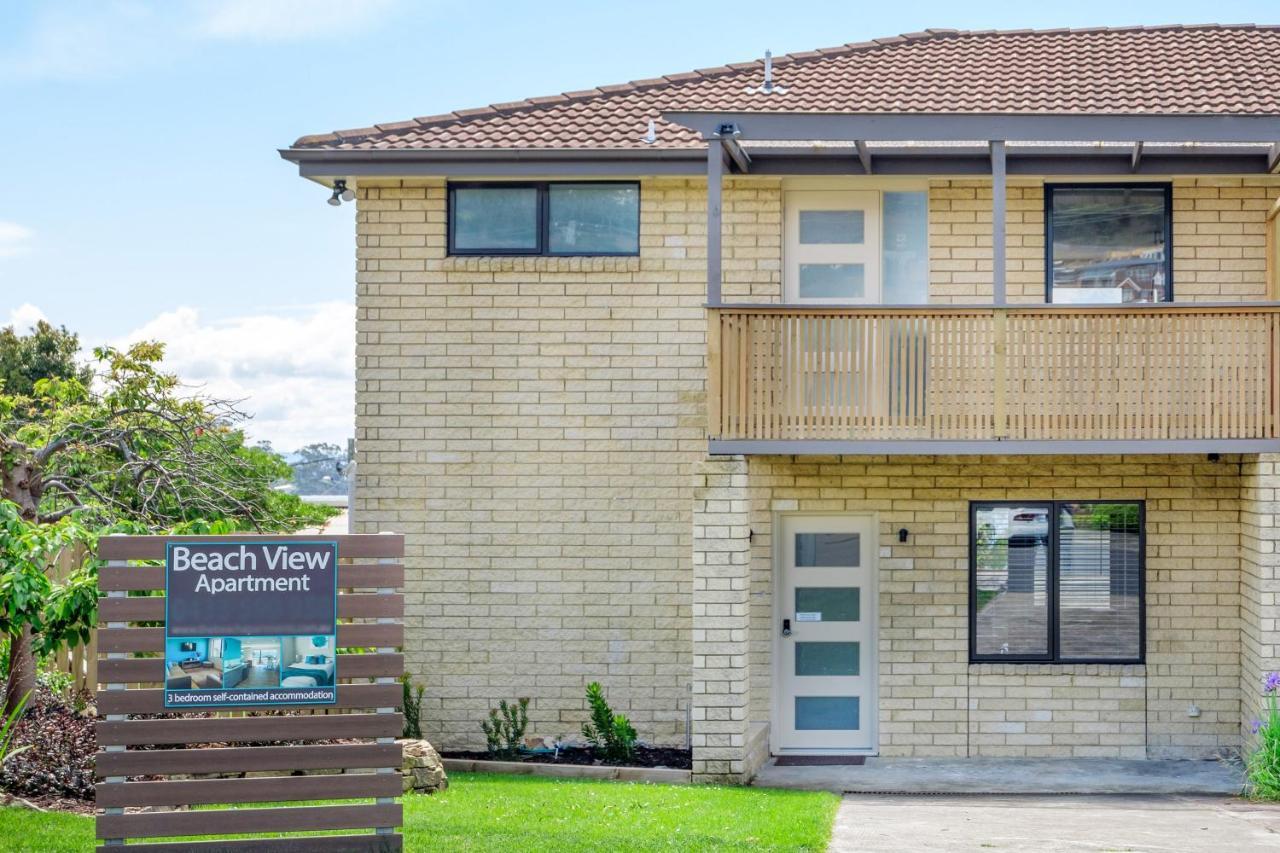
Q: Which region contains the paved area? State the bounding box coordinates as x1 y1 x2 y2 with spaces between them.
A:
828 794 1280 852
755 757 1244 795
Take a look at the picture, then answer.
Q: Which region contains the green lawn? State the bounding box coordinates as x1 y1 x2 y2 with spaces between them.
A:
0 772 838 852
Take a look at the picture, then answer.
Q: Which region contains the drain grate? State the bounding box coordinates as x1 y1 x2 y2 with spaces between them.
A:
842 790 1108 796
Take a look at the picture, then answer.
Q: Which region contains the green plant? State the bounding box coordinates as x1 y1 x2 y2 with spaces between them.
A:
580 681 637 764
1247 672 1280 799
480 697 529 758
0 690 32 768
0 502 98 714
401 673 426 739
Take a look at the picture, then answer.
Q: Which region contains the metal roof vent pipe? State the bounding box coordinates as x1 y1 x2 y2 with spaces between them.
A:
747 50 788 95
642 119 657 145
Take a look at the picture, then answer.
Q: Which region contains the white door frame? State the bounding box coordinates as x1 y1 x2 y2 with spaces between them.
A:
771 512 880 755
783 190 883 304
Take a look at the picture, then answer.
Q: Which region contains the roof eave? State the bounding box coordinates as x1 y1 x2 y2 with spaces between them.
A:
663 110 1280 143
279 146 710 179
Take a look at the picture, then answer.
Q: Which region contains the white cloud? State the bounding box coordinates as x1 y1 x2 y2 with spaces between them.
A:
197 0 401 41
0 0 402 80
6 302 47 331
0 221 34 258
0 2 177 81
117 302 354 451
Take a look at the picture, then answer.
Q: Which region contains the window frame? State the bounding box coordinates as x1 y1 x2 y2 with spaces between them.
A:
446 180 641 257
968 500 1146 665
1043 182 1174 304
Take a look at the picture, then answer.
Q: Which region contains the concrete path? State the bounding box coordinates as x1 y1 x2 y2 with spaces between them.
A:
828 794 1280 852
755 757 1244 795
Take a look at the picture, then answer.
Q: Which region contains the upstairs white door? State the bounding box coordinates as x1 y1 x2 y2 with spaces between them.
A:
776 514 878 752
784 191 882 304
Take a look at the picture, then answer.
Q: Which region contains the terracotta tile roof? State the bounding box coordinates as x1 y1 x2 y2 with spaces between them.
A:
292 25 1280 151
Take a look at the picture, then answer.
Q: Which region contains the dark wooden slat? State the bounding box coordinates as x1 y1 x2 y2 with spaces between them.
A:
98 565 163 591
98 835 402 853
98 713 402 746
97 683 400 715
96 742 402 778
97 626 163 651
98 534 404 561
98 623 403 653
100 563 404 592
100 594 404 623
98 653 403 683
96 803 402 839
98 596 164 621
338 594 405 619
98 771 401 807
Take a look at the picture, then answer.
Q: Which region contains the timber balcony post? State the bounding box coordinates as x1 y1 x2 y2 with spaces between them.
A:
707 309 722 437
992 307 1009 439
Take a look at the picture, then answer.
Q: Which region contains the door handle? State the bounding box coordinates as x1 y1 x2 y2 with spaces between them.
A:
781 618 792 637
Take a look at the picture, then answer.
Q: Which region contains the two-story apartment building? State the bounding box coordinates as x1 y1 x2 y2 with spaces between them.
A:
284 25 1280 783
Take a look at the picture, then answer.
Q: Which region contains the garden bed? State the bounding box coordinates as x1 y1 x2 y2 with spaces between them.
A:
441 746 693 783
442 745 690 770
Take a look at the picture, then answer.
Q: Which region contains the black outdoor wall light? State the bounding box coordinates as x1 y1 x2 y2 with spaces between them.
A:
898 528 909 543
327 179 356 206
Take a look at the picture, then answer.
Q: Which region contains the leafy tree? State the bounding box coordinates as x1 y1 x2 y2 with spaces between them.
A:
0 501 97 714
0 321 90 399
288 442 350 496
0 341 333 711
0 341 329 529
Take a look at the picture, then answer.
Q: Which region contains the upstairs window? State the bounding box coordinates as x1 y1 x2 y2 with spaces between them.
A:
1046 184 1172 303
448 182 640 256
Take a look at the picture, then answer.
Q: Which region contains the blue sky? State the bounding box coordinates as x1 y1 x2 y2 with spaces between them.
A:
2 0 1277 447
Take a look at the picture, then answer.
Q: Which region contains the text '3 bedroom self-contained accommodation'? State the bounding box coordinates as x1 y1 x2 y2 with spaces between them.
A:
284 25 1280 782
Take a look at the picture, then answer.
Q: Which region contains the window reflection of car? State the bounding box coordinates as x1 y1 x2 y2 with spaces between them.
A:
1008 509 1049 545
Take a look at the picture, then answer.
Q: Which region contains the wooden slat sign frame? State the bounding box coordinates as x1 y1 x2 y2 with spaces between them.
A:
95 534 405 852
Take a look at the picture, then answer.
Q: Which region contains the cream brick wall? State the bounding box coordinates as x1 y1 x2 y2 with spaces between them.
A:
691 456 753 781
354 171 1279 758
929 177 1280 303
1241 454 1280 745
356 178 779 748
747 455 1242 758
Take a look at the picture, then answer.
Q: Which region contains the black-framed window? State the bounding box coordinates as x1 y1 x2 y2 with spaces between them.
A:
447 181 640 256
970 501 1144 663
1045 183 1172 304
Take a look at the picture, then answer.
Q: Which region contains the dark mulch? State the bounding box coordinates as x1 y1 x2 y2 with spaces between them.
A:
0 687 96 801
442 745 692 770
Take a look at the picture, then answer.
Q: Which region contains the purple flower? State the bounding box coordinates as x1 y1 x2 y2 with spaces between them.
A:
1266 672 1280 693
1252 719 1264 734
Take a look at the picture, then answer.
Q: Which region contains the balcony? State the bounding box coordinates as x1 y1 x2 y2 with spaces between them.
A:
706 304 1280 454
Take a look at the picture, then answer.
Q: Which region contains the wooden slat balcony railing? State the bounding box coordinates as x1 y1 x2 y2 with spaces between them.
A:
706 304 1280 444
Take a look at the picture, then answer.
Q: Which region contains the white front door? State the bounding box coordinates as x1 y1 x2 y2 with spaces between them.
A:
784 191 882 304
776 514 878 752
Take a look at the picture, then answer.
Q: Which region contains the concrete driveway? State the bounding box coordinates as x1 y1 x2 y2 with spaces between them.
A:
829 794 1280 852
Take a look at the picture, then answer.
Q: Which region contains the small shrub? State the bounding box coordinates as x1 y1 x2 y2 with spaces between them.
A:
581 681 637 764
401 673 426 740
1248 671 1280 799
0 685 95 800
481 697 529 758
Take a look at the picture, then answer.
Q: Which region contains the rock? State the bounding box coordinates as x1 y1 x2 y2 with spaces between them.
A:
398 738 447 794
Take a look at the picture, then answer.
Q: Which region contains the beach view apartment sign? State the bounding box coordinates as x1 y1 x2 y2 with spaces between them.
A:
163 541 339 709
